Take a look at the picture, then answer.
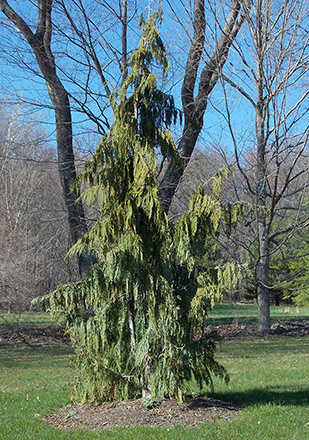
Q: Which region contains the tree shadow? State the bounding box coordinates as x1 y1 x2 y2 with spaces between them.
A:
208 388 309 407
186 396 238 411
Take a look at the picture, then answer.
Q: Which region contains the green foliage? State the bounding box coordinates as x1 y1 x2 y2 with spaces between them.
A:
279 226 309 306
37 12 243 404
207 303 309 324
245 209 309 306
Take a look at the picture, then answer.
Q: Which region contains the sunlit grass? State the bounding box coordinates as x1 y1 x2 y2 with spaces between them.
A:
0 312 55 329
208 303 309 325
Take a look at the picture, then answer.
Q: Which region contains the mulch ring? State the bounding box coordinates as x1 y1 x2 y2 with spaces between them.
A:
1 320 308 348
0 326 70 347
43 397 240 430
206 321 309 338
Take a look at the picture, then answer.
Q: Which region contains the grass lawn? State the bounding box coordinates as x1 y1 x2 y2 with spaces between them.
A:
207 303 309 325
0 312 55 329
0 309 309 439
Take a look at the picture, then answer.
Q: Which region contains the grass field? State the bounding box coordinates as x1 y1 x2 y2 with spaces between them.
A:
0 312 55 329
0 306 309 439
207 303 309 325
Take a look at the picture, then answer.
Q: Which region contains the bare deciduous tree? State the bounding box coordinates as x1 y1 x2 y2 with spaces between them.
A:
0 0 249 244
0 1 144 275
0 0 92 274
158 0 250 214
0 104 75 311
219 0 309 332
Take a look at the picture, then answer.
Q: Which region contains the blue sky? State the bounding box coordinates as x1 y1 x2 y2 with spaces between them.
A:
0 0 240 157
0 0 308 163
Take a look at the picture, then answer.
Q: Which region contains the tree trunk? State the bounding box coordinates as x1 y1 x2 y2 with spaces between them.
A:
47 80 90 275
159 0 248 214
0 0 90 275
257 227 270 332
256 111 271 332
159 123 201 213
255 3 270 333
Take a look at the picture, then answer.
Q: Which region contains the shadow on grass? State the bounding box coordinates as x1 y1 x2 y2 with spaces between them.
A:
209 388 309 407
207 316 309 326
217 336 309 360
207 317 256 326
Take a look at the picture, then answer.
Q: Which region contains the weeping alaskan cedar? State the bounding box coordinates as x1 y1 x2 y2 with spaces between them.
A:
38 12 243 403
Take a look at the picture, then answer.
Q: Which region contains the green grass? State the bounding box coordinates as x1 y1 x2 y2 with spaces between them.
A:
0 310 309 439
208 303 309 325
0 312 55 330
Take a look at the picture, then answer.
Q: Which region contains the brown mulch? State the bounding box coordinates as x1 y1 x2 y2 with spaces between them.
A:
206 321 309 338
0 325 70 347
43 397 240 430
1 320 308 348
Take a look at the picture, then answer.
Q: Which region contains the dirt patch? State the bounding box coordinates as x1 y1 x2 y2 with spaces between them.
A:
1 320 308 348
207 321 309 338
43 397 240 430
0 325 70 347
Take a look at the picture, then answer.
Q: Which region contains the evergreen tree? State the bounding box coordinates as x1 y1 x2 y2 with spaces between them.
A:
38 12 242 403
274 223 309 307
245 216 309 307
